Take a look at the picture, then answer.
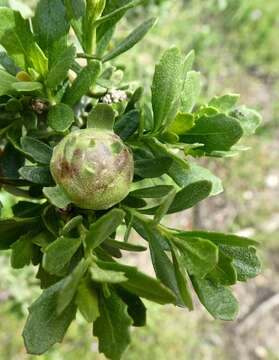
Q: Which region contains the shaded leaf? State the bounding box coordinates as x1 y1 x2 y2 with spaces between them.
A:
11 232 34 269
114 110 140 140
19 166 53 186
130 185 174 199
116 286 146 327
93 289 132 360
22 279 77 355
21 136 52 164
134 157 173 178
0 217 38 250
85 209 125 251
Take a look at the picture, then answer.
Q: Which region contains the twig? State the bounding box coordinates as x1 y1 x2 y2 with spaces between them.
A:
237 292 279 334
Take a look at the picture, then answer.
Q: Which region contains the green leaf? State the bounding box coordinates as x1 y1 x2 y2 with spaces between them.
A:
11 232 34 269
106 239 147 252
0 217 38 250
180 71 202 112
121 196 147 209
134 157 173 178
87 103 115 130
180 114 243 152
209 94 240 112
103 17 156 62
144 224 185 306
43 185 72 209
19 166 53 186
191 277 239 321
130 185 174 198
220 245 261 281
114 110 140 141
143 180 212 215
93 289 132 360
0 8 35 69
42 205 60 237
12 82 43 92
231 106 262 136
46 45 76 89
57 259 90 314
116 287 146 327
90 262 127 283
152 47 183 131
96 260 176 304
177 163 223 196
62 60 102 106
43 236 81 275
62 215 83 236
143 137 190 186
170 246 194 310
32 230 54 249
182 50 195 75
172 236 218 278
47 103 75 132
173 230 259 247
153 187 176 224
168 112 195 135
64 0 85 20
76 279 100 323
0 51 18 75
85 209 125 251
32 0 69 54
207 252 237 286
126 86 143 112
0 69 17 96
21 136 52 164
22 279 77 355
12 201 44 218
96 0 143 30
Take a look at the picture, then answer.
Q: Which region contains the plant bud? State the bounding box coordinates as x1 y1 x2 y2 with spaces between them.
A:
50 129 134 210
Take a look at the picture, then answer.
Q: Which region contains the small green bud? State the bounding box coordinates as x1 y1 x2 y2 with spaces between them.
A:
50 129 134 210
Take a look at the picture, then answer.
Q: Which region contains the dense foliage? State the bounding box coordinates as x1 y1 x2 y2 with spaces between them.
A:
0 1 262 359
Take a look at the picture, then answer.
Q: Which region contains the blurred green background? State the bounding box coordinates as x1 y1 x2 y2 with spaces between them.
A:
0 0 279 359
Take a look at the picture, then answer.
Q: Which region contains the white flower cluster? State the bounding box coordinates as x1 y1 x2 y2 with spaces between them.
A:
102 89 127 104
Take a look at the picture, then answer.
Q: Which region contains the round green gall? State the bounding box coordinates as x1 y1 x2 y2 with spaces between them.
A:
50 129 134 210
